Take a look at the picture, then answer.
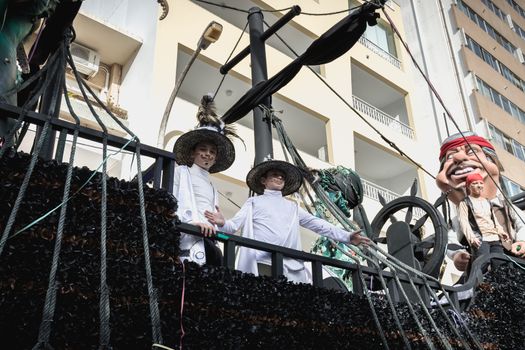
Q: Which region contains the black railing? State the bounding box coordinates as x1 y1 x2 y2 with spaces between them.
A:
0 102 177 192
3 101 525 312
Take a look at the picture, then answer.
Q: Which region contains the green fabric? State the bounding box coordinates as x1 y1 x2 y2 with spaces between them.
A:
309 166 365 291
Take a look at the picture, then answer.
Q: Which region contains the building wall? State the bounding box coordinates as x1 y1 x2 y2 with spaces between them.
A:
53 1 449 252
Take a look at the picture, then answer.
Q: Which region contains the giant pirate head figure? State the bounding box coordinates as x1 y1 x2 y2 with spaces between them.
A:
436 131 501 205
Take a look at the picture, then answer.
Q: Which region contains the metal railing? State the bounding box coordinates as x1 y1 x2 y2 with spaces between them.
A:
177 222 441 294
358 35 402 68
4 102 525 315
362 178 424 218
352 95 415 139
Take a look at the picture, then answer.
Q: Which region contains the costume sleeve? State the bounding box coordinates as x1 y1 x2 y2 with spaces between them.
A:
446 221 467 260
510 203 525 241
218 200 250 234
172 166 181 196
457 201 476 245
298 207 351 243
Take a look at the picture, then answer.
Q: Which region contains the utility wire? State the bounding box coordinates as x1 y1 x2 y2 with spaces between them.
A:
213 20 249 100
263 19 436 180
195 0 364 16
381 8 525 225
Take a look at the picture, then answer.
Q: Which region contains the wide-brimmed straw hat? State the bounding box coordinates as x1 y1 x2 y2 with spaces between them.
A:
173 95 238 173
246 160 304 196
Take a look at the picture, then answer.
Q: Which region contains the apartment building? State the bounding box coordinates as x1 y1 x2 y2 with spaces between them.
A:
402 0 525 198
44 0 444 249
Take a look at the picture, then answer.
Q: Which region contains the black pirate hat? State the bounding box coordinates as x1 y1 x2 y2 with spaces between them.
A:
173 95 240 173
246 160 304 196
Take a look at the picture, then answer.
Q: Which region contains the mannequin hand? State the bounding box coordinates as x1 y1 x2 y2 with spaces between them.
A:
453 251 471 271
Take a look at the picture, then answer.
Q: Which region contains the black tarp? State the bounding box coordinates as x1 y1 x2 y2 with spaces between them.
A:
221 2 381 124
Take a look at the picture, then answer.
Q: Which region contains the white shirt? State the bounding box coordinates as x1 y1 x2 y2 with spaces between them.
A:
219 189 353 273
173 164 217 262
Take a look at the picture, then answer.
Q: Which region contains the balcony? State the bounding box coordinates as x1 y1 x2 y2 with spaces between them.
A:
362 178 424 218
358 36 401 69
352 95 414 139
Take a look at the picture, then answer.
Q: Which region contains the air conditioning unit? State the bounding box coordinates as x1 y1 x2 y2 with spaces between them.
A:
459 28 467 46
506 14 514 30
516 47 525 63
70 42 100 78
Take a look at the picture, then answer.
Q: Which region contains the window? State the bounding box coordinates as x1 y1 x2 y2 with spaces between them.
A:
364 22 397 57
502 176 524 196
476 77 525 126
488 123 525 163
507 0 525 20
466 35 525 93
513 139 525 160
458 0 517 56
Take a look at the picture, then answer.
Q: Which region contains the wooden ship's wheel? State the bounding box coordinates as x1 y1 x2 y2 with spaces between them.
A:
369 181 448 278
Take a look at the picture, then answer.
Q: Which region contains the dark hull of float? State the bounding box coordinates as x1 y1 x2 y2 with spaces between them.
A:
1 152 524 350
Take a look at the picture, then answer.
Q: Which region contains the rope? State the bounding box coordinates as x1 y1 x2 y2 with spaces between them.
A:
342 243 412 349
354 259 390 350
0 44 64 256
381 8 525 225
33 51 79 350
66 45 164 344
7 135 137 241
263 20 436 180
368 242 483 350
195 0 368 16
98 136 111 349
213 20 249 100
179 262 187 350
135 145 164 344
0 50 60 158
369 249 453 350
351 246 437 350
65 47 113 348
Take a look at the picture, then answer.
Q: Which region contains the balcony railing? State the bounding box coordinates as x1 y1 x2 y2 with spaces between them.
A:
358 36 401 69
362 178 424 218
352 95 415 139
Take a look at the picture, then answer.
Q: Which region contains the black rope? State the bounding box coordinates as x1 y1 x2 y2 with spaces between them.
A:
194 0 249 13
67 45 164 345
369 243 484 349
195 0 367 16
213 20 249 100
33 60 81 350
66 43 113 349
263 20 436 180
337 243 412 349
381 8 525 225
0 42 64 256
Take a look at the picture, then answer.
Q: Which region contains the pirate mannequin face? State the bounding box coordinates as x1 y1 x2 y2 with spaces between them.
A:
261 169 286 192
436 143 499 204
468 180 484 198
191 142 217 171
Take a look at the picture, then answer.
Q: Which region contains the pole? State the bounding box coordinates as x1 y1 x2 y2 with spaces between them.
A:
248 7 273 165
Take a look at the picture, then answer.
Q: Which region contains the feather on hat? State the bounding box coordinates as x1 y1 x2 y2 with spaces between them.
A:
173 95 241 173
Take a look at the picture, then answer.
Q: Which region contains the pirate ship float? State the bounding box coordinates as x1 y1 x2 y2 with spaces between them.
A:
1 1 524 349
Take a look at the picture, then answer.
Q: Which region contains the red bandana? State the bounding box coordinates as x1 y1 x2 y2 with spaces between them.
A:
465 173 483 187
439 135 494 161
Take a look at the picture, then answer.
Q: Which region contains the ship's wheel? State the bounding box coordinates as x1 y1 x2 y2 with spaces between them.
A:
369 182 448 278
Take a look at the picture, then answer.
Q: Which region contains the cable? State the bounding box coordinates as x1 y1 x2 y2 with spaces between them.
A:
300 5 363 16
213 20 249 100
263 20 436 180
217 190 242 209
194 0 248 13
381 8 525 226
195 0 364 16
